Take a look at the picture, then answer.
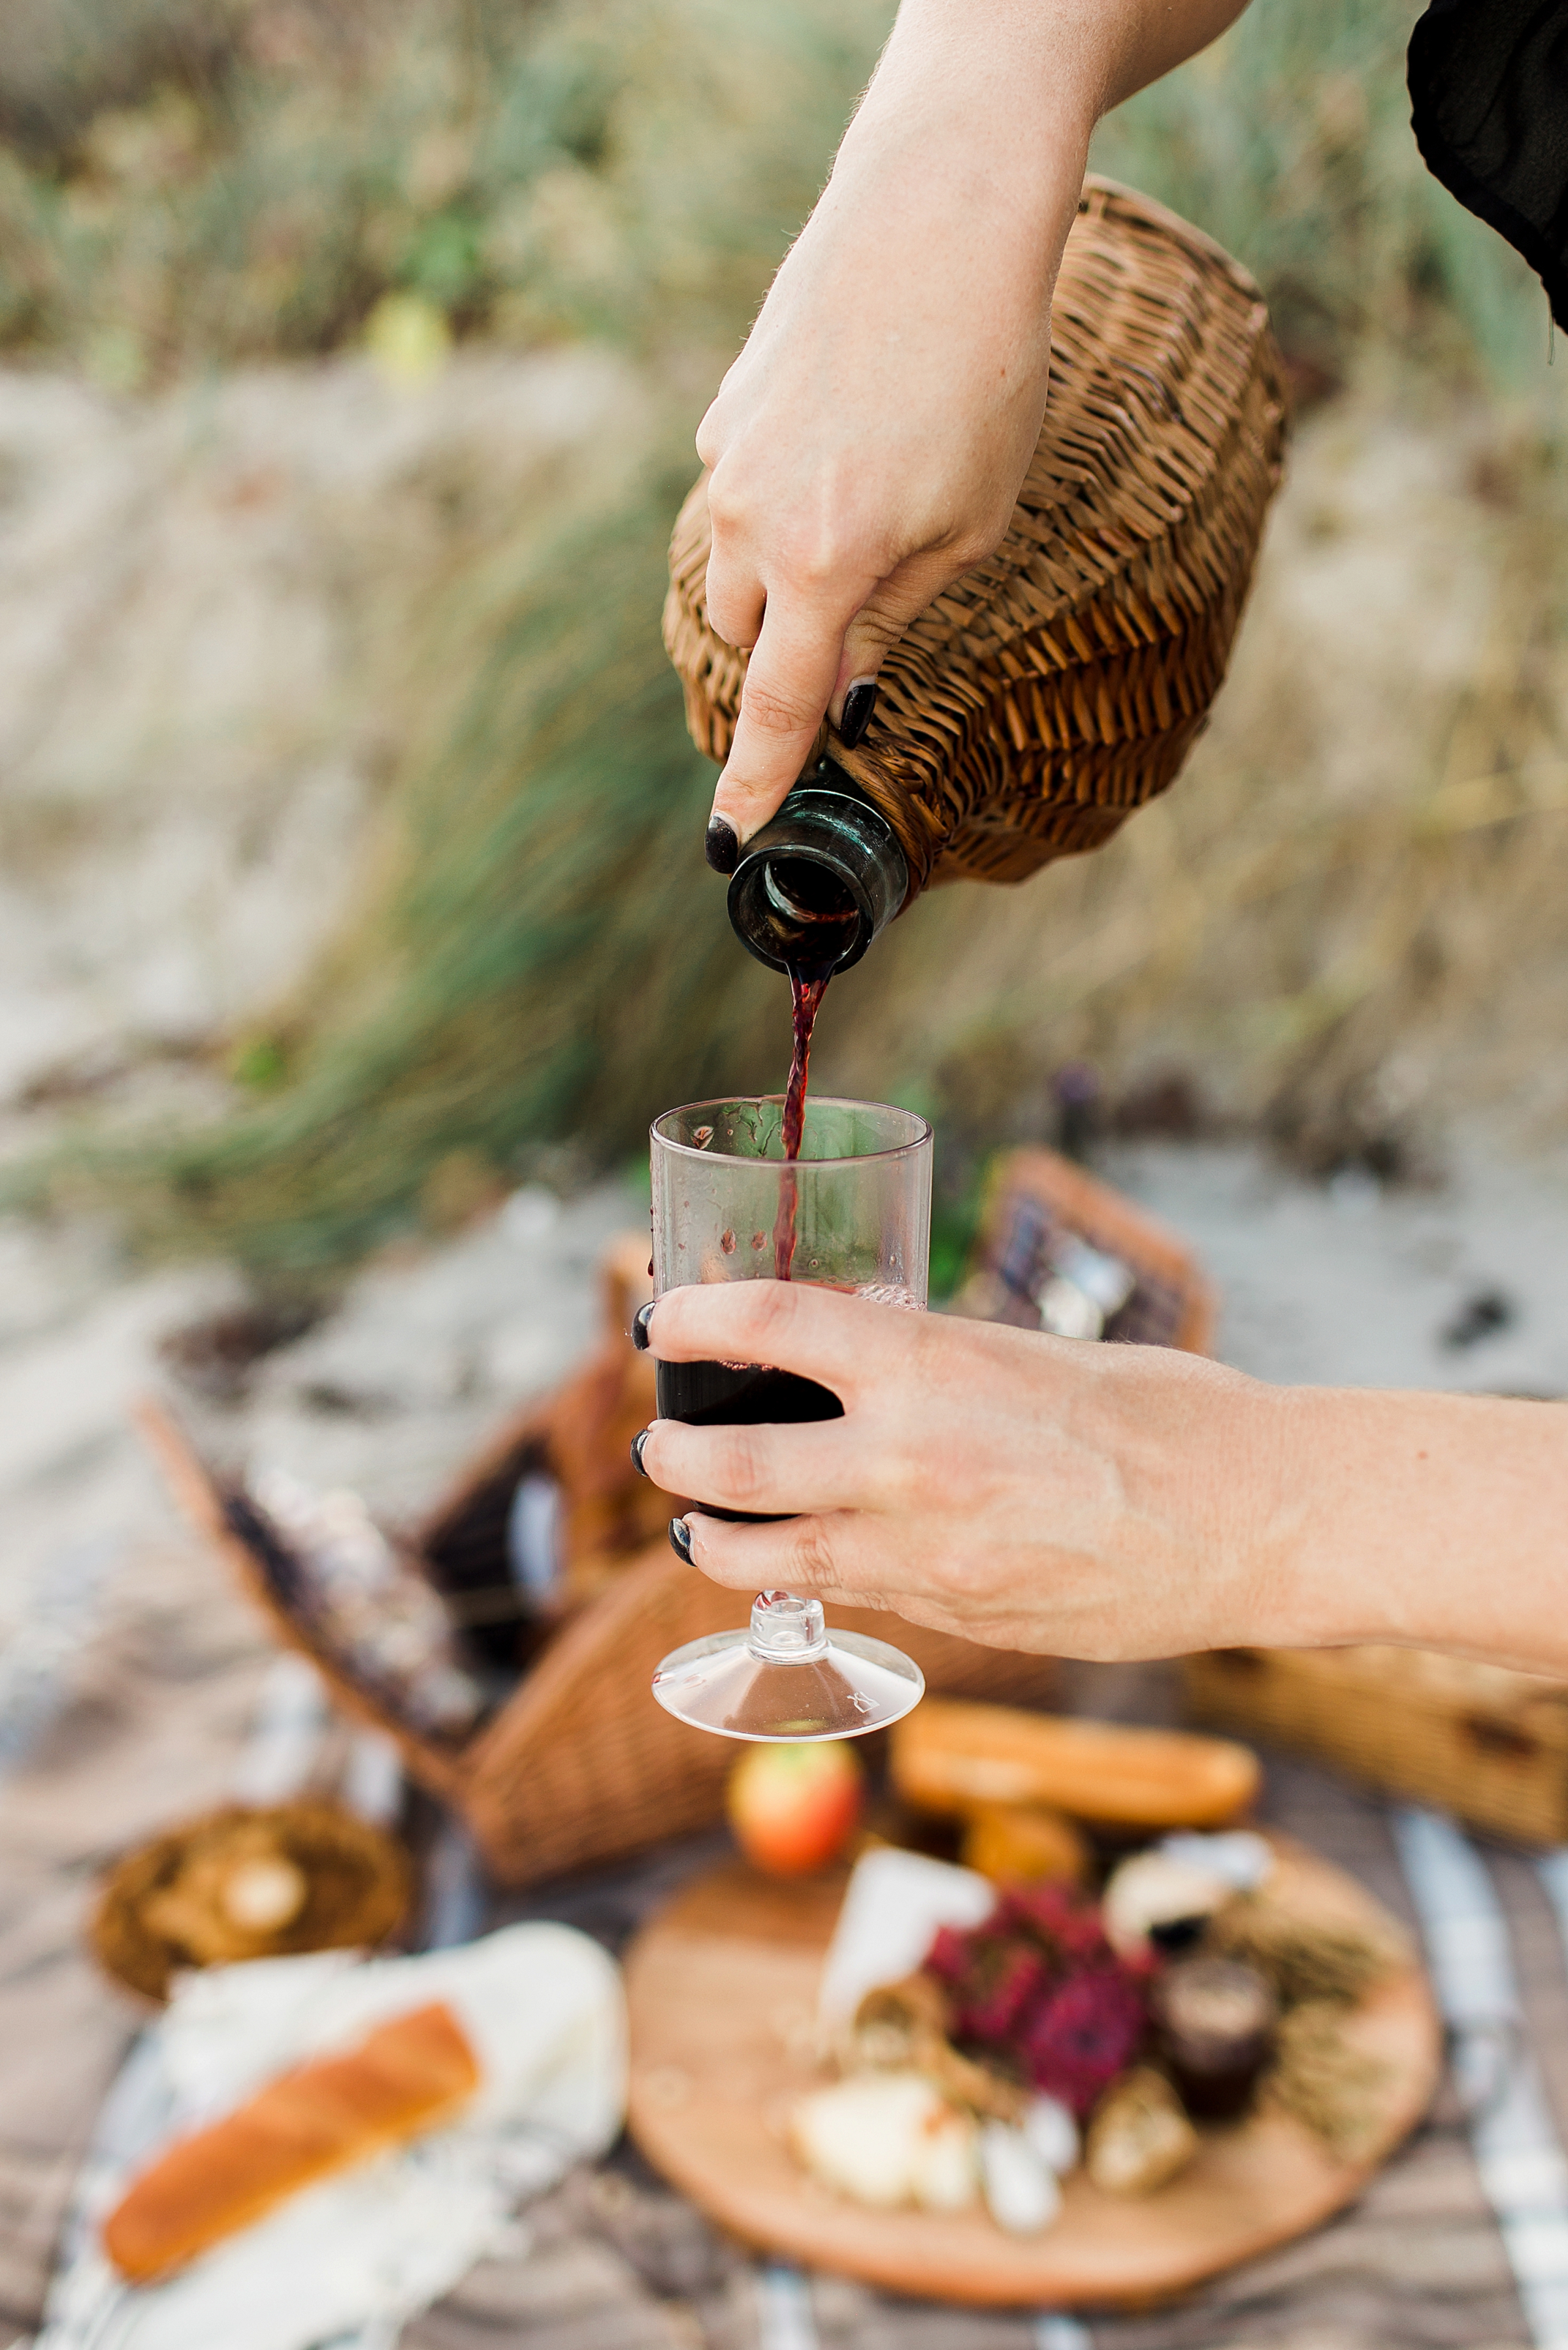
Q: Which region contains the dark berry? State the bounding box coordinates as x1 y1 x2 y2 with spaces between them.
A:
1020 1968 1147 2117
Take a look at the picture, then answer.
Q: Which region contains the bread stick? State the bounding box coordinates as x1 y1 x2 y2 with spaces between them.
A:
892 1701 1259 1829
104 2000 480 2283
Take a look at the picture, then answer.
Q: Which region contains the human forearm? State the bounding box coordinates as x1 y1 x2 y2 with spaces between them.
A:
1253 1386 1568 1674
810 0 1258 398
696 0 1255 856
849 0 1251 157
638 1283 1568 1677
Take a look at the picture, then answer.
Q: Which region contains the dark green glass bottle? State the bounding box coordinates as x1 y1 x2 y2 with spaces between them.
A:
726 758 909 977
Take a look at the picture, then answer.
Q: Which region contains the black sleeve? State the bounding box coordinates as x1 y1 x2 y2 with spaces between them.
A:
1408 0 1568 329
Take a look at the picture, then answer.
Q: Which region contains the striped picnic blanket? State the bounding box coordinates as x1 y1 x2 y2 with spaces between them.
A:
3 1537 1563 2350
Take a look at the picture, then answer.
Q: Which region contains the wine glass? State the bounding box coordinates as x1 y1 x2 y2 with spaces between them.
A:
646 1095 930 1741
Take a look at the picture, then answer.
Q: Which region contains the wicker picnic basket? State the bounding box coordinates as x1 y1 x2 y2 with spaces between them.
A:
142 1176 1215 1890
1185 1644 1568 1848
953 1144 1216 1353
142 1382 1058 1888
664 176 1288 898
139 1235 1058 1889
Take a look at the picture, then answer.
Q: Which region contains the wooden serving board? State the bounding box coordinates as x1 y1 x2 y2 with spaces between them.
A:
625 1844 1442 2309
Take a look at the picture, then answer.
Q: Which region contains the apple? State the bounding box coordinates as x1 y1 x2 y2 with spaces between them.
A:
727 1740 864 1876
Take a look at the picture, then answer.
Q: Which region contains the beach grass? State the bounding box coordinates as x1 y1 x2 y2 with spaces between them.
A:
4 0 1563 1262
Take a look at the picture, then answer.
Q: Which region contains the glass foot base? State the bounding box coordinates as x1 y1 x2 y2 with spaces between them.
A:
651 1590 924 1741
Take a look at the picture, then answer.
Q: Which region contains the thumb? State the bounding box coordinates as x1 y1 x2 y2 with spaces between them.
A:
826 547 970 747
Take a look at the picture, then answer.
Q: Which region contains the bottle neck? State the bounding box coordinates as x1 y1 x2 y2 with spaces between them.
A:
725 759 909 977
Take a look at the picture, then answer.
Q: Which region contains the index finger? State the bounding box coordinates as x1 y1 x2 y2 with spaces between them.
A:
647 1279 906 1400
710 591 858 845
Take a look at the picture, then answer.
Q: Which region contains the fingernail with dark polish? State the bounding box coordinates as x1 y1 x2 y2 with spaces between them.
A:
705 815 739 875
631 1301 656 1352
630 1427 651 1478
839 679 878 749
668 1515 694 1563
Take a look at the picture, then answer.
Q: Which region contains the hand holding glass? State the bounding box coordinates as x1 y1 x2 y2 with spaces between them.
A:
646 1096 930 1740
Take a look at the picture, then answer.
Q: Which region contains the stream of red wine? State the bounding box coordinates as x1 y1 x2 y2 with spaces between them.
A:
652 966 838 1496
773 968 830 1280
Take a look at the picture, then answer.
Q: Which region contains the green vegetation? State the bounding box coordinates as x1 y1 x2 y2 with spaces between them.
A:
3 0 1559 1265
122 476 784 1264
1092 0 1546 388
0 0 891 384
1 0 1543 389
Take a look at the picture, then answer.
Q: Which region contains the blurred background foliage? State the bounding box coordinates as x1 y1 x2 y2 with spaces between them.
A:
0 0 888 382
1092 0 1548 391
1 0 1562 1268
0 0 1541 389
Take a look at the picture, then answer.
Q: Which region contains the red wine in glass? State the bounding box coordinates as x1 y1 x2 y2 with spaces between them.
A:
647 1092 930 1738
655 1358 841 1427
659 962 838 1515
655 1313 842 1522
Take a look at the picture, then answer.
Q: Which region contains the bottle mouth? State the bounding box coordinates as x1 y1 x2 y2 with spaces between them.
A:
740 851 869 975
727 764 908 977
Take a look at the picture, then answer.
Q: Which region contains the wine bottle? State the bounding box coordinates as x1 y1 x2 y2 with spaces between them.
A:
726 757 908 977
665 182 1288 966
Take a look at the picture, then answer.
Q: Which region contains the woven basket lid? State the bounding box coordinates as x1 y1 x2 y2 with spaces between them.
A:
664 178 1288 896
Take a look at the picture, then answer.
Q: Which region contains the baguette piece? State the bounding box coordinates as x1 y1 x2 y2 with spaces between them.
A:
892 1700 1259 1830
104 2000 480 2283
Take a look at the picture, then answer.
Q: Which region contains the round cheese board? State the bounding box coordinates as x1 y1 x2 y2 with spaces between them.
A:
625 1840 1441 2309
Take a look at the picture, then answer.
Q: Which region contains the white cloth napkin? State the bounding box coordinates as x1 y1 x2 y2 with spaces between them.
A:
35 1922 626 2350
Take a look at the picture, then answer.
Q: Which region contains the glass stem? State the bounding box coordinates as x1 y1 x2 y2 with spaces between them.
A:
747 1590 829 1663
